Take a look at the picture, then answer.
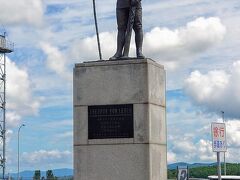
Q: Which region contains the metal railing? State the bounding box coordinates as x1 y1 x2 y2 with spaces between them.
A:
0 35 14 53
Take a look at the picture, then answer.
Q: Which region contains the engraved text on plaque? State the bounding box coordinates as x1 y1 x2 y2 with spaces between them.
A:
88 104 133 139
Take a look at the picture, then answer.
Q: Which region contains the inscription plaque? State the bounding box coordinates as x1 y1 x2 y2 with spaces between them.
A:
88 104 133 139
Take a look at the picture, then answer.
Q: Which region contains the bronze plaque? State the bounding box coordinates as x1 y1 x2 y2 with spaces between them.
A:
88 104 133 139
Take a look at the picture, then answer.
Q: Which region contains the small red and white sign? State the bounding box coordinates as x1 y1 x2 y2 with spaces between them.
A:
211 122 227 152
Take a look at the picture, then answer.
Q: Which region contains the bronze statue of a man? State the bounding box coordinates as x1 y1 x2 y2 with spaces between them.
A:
110 0 145 60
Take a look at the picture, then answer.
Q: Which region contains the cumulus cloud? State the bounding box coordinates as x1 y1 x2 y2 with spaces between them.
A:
226 120 240 148
22 149 72 169
40 42 72 81
199 120 240 159
70 17 226 70
0 129 13 147
6 58 40 127
6 112 21 128
167 93 240 164
144 17 226 69
69 32 117 61
167 151 177 164
170 136 216 163
185 60 240 118
169 131 217 163
168 117 240 163
172 139 196 154
226 147 240 163
196 139 215 161
0 0 44 26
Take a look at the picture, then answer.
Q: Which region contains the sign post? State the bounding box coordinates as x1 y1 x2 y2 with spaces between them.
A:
211 122 227 180
177 166 189 180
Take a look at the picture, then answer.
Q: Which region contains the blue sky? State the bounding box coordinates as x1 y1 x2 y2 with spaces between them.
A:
1 0 240 173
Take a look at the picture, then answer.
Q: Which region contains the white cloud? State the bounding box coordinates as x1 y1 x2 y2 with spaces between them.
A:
168 106 240 163
0 129 13 146
172 139 196 154
226 147 240 163
170 136 216 163
69 32 117 61
144 17 226 69
167 89 240 164
56 131 72 139
6 112 21 128
181 17 226 51
196 139 215 161
167 151 177 164
185 70 229 103
226 120 240 148
0 0 44 26
40 42 72 81
6 58 40 127
43 119 73 128
22 149 72 169
185 60 240 118
70 17 226 70
1 0 238 169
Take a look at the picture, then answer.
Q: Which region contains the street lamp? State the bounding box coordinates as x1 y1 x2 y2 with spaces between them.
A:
221 111 226 176
18 124 25 180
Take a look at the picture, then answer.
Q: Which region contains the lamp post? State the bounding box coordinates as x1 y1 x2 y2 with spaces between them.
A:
17 124 25 180
221 111 226 176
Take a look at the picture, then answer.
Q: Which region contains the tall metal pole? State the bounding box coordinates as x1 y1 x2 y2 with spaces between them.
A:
217 152 222 180
2 31 6 179
92 0 102 60
18 124 25 180
221 111 226 176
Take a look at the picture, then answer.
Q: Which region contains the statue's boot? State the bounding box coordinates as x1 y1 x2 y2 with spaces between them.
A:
137 48 145 59
121 51 130 59
109 30 125 60
109 52 122 60
135 29 145 59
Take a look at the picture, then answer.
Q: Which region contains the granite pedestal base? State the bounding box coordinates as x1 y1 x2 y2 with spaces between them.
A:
73 59 167 180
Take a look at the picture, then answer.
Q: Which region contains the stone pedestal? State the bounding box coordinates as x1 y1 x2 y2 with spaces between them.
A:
73 58 167 180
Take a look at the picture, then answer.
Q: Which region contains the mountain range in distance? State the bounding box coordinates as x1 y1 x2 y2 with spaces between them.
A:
8 163 217 178
168 162 217 170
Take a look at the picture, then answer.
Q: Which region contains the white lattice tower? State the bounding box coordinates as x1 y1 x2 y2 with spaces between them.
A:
0 32 13 179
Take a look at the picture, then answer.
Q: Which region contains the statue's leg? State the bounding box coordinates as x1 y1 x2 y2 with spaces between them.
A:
133 6 145 59
110 8 129 60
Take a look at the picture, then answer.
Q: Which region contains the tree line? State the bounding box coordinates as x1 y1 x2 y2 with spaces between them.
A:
168 163 240 179
10 169 73 180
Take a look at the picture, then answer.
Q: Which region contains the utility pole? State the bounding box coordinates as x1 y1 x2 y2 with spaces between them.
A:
221 111 226 176
18 124 25 180
217 152 222 180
